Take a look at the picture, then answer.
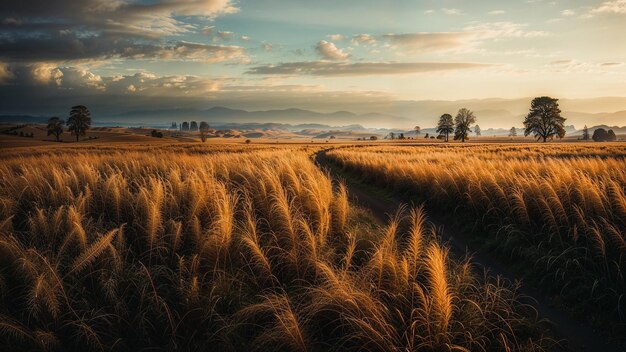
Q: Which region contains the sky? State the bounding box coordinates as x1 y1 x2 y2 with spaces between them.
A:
1 0 626 125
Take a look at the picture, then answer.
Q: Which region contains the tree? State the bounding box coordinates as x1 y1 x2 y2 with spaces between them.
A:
582 125 590 140
181 122 190 131
414 126 421 137
398 133 405 140
523 97 566 142
509 127 517 137
370 136 378 140
436 113 454 142
199 121 210 142
67 105 91 142
474 124 481 136
592 128 609 142
454 108 476 143
190 121 198 131
424 133 429 138
47 117 64 142
389 132 395 140
608 129 617 141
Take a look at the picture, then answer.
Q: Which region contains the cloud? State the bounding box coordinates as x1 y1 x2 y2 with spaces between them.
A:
352 34 377 46
0 32 248 63
442 8 462 15
488 10 506 15
382 22 547 55
202 26 215 35
216 31 234 41
0 0 239 64
591 0 626 14
561 9 576 16
261 42 274 52
327 34 344 41
383 32 473 53
463 22 548 39
0 62 14 84
315 41 349 61
246 61 493 76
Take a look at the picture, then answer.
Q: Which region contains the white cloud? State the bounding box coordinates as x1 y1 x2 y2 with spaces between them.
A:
352 34 377 46
327 34 344 41
442 8 462 15
488 10 506 15
591 0 626 14
561 9 576 16
464 22 548 39
315 40 349 61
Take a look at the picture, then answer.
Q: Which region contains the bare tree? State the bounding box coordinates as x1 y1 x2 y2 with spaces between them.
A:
509 127 517 137
453 108 476 143
414 126 421 137
523 96 566 142
47 116 65 142
68 105 91 142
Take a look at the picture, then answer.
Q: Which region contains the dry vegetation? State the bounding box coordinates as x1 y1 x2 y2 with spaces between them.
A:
0 145 552 351
325 143 626 339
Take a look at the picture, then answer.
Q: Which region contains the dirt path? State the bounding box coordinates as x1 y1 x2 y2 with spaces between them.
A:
314 148 624 352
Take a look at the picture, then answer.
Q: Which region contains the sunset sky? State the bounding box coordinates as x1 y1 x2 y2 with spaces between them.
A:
1 0 626 123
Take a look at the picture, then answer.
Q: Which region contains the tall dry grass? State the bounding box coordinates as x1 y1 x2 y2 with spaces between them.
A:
325 143 626 337
0 145 551 351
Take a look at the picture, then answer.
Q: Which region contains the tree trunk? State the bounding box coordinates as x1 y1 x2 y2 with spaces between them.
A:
76 134 79 142
542 136 547 143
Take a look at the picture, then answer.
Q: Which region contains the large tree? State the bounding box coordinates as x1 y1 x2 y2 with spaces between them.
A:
474 125 481 136
453 108 476 143
523 97 566 142
436 113 454 142
67 105 91 142
47 116 64 142
199 121 210 142
509 127 517 137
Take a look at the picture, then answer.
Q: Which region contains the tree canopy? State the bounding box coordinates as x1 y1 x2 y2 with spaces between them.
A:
592 128 617 142
199 122 210 142
47 116 65 142
436 113 454 142
523 97 566 142
67 105 91 142
453 108 476 143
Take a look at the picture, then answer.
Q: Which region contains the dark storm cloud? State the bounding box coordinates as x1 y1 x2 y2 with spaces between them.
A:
0 0 241 63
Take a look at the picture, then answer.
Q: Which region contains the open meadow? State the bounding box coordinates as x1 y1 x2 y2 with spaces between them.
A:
0 141 570 351
323 143 626 344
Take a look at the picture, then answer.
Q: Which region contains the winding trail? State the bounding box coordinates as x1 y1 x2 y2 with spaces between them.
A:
314 147 624 352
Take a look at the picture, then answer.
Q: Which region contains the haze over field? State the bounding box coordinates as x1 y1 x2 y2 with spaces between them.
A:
2 0 626 128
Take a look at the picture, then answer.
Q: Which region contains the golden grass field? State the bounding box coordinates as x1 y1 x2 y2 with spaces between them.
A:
0 142 562 351
325 143 626 341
